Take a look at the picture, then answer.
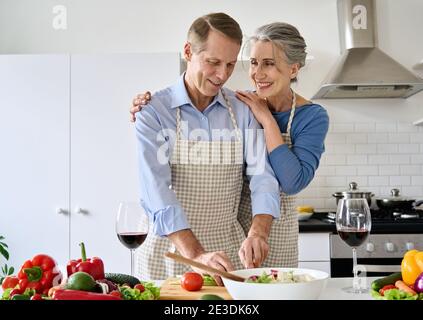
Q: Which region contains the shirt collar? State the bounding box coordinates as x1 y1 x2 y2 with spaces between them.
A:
170 73 227 110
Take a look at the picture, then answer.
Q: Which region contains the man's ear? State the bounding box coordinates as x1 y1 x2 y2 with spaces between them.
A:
183 42 192 61
290 63 300 80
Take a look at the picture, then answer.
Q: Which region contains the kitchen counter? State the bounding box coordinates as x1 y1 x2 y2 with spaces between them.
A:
318 277 377 300
154 277 379 300
299 212 423 233
299 217 335 233
0 277 380 300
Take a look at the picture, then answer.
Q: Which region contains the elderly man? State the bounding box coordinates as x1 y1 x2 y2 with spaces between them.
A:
135 13 280 283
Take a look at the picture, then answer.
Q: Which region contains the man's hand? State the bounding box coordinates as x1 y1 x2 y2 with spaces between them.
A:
167 229 234 286
191 252 235 286
130 91 151 122
239 235 269 268
238 214 273 268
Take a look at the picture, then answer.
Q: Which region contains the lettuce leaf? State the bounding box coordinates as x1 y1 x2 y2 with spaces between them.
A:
371 288 421 300
119 281 160 300
203 274 217 286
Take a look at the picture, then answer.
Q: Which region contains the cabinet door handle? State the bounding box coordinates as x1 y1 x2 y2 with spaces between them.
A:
75 207 87 214
56 208 68 215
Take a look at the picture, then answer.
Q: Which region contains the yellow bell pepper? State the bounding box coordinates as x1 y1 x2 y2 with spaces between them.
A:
401 249 423 286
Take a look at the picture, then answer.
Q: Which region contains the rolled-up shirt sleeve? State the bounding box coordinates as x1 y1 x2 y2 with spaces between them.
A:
243 110 281 219
135 106 189 237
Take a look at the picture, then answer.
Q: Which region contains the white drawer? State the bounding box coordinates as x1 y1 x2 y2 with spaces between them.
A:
298 233 331 261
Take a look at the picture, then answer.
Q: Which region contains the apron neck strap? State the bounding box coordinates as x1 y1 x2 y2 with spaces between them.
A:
286 89 296 135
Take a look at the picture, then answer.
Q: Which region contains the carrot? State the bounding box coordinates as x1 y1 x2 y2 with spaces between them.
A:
395 280 417 295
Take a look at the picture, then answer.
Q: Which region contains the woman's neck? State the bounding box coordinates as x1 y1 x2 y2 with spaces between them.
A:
266 88 294 113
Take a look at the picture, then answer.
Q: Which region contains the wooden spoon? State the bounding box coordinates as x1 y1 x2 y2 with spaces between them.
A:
164 252 246 282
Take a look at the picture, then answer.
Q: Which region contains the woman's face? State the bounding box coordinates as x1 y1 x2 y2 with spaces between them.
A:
249 40 298 99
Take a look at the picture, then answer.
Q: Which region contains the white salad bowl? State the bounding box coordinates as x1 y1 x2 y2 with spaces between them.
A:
222 267 329 300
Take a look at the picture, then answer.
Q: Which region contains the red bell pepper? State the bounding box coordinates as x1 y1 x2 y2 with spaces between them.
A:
67 242 105 280
17 254 62 295
52 289 121 300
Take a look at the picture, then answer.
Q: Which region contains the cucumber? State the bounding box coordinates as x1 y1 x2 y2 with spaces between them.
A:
11 294 31 300
104 273 140 288
199 294 224 300
371 272 402 291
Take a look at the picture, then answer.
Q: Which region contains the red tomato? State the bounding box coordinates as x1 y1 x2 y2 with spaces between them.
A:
181 272 203 291
134 284 145 292
1 276 19 290
379 284 397 296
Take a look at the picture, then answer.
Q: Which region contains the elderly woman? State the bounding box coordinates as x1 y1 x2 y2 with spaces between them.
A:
234 22 329 268
131 22 329 269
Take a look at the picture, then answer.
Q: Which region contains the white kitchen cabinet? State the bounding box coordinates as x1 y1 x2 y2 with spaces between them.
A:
298 233 331 274
0 55 70 269
0 53 181 275
70 53 181 274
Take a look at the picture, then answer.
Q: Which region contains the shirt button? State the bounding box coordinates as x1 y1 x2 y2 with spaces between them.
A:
202 117 206 121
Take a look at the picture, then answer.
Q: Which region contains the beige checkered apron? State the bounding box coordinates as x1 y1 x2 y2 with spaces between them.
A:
137 90 246 280
237 90 299 268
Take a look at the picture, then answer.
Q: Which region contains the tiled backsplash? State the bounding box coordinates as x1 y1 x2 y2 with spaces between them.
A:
296 122 423 211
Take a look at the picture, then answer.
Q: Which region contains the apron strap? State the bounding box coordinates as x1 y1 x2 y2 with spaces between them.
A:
220 89 242 142
176 107 182 141
286 89 296 136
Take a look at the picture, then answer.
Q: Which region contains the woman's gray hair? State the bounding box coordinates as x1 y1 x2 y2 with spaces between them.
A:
250 22 307 70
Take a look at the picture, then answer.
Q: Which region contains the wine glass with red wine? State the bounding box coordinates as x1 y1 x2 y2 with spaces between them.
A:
336 198 371 294
116 201 149 277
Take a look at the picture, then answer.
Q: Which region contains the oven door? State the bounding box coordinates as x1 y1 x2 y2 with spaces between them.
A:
329 233 419 278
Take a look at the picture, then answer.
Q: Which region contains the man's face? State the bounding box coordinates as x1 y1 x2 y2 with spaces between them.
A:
185 30 240 98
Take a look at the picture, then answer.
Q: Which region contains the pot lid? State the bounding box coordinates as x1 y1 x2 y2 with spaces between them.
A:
376 188 414 202
335 182 373 195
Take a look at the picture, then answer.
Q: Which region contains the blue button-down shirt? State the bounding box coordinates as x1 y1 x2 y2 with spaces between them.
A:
135 74 280 237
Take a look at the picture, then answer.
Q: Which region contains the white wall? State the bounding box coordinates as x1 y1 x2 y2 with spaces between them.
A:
1 0 422 210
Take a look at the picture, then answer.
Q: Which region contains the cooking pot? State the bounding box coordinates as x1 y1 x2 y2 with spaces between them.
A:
375 188 423 210
332 182 374 206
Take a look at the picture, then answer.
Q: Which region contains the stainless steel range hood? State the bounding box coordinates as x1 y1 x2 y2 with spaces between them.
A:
313 0 423 99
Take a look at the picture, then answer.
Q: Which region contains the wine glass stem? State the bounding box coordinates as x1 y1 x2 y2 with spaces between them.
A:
131 249 135 277
352 247 358 289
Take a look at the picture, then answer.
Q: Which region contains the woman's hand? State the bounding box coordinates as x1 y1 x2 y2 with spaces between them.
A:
235 90 275 127
130 91 151 122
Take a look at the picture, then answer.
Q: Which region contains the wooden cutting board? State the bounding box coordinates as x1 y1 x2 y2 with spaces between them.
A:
159 277 233 300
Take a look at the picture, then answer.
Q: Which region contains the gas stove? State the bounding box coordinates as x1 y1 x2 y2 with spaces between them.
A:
370 207 423 222
319 208 423 234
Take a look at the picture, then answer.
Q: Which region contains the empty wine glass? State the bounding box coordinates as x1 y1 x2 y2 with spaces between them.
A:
116 201 149 277
336 198 372 294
